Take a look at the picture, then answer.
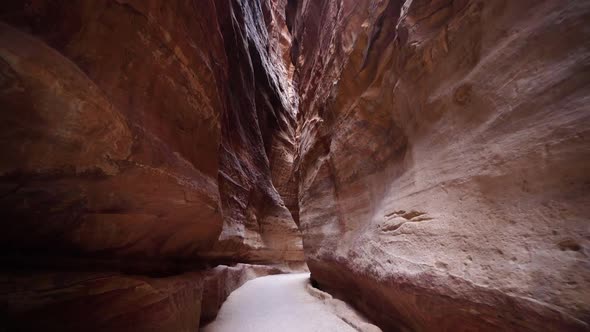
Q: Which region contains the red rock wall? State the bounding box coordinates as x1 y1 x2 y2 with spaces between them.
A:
0 264 288 332
291 0 590 331
0 0 302 266
0 0 303 330
205 0 303 263
2 0 589 331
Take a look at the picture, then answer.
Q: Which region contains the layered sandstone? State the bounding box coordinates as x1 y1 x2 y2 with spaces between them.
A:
291 0 590 331
1 0 589 331
0 0 302 331
205 0 303 263
0 263 287 332
0 0 302 266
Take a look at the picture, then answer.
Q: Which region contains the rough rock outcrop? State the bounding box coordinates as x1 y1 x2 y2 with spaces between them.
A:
291 0 590 331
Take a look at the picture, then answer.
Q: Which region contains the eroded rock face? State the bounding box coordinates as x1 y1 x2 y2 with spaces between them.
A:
2 0 589 331
0 0 303 330
0 271 204 332
204 0 303 263
291 0 590 330
0 0 302 266
0 263 287 332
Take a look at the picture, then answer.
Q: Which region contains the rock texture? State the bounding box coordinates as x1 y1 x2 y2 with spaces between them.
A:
0 4 222 264
1 0 589 331
204 0 303 263
0 0 302 265
0 1 302 331
0 263 287 332
291 0 590 331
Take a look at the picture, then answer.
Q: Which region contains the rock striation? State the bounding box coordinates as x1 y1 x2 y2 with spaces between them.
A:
0 0 302 266
0 263 287 332
0 0 302 331
205 0 303 263
290 0 590 331
1 0 589 331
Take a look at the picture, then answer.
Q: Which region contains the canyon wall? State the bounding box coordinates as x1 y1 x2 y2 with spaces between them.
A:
1 0 589 331
291 0 590 331
0 0 302 330
0 263 288 331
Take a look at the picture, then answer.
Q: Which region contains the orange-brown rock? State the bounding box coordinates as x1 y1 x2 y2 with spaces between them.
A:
0 263 288 332
0 2 223 264
291 0 590 331
202 0 303 263
0 0 303 265
1 0 589 331
0 271 204 332
0 0 303 330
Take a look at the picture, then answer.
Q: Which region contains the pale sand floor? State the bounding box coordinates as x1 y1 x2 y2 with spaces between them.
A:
202 273 381 332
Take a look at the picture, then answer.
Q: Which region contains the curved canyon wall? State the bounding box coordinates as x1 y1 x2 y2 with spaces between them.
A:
290 0 589 331
0 0 302 266
0 0 302 330
0 0 589 331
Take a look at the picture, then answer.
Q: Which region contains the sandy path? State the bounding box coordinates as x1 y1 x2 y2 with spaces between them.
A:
202 273 377 332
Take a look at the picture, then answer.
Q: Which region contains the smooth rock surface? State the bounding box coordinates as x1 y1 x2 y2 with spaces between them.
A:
0 0 303 265
290 0 590 330
0 0 589 331
0 1 303 330
0 271 205 332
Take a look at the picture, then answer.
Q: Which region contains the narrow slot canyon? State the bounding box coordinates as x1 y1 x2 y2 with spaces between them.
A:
0 0 588 331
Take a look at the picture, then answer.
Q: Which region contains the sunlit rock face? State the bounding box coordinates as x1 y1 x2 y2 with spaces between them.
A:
290 0 590 330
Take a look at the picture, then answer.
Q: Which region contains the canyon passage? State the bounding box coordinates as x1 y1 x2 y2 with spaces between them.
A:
0 0 589 331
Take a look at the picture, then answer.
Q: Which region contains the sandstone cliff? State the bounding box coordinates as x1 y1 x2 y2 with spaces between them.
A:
290 0 590 330
0 0 302 330
0 0 589 331
0 0 302 267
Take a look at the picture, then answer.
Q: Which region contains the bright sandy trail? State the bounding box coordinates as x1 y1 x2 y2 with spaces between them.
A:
202 273 379 332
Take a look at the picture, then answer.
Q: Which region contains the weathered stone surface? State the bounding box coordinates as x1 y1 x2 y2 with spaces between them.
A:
2 0 589 330
291 0 590 330
0 271 204 332
0 1 224 263
0 1 303 330
0 263 288 332
0 19 222 264
203 0 303 263
0 0 303 265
